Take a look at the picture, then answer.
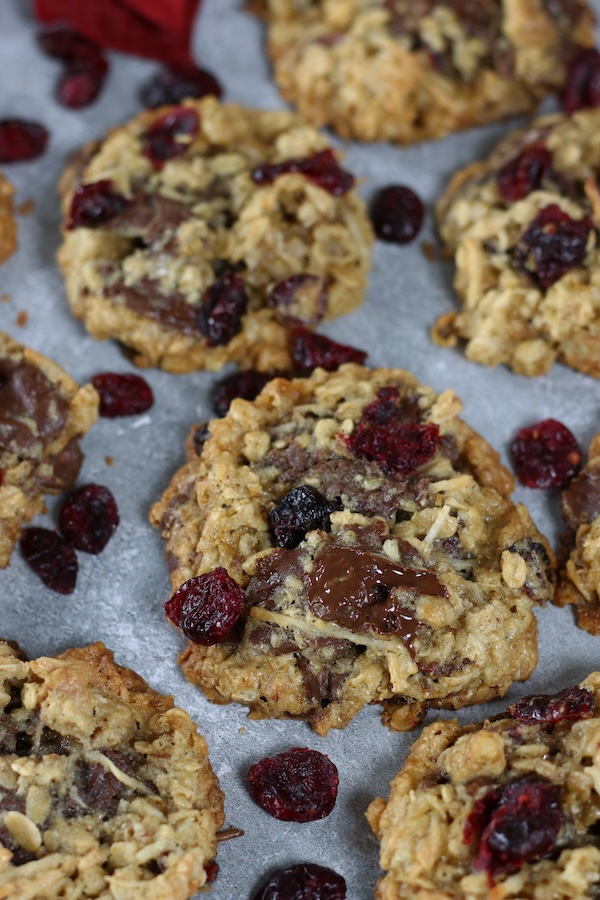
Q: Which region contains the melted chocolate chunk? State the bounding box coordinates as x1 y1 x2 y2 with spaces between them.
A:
561 462 600 531
0 358 69 453
105 276 200 335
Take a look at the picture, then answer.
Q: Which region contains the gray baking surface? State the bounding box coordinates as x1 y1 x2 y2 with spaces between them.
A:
1 1 600 897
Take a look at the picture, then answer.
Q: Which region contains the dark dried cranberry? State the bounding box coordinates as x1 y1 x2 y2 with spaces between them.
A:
269 486 341 549
164 567 245 645
370 185 424 244
68 180 129 229
58 484 119 554
37 27 102 63
509 685 595 726
496 146 554 203
140 65 222 108
563 47 600 113
56 57 109 109
291 326 367 376
511 418 581 489
251 149 354 197
212 369 272 417
20 527 78 594
196 272 248 346
0 120 48 163
248 748 339 822
269 275 327 327
513 204 592 289
91 372 154 417
143 107 199 167
253 863 346 900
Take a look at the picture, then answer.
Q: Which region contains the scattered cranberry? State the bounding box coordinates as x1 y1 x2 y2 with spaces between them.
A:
370 185 424 244
140 65 222 108
164 567 245 645
143 107 199 167
0 120 49 163
269 486 341 549
252 863 346 900
291 327 367 376
196 271 248 346
68 181 129 229
212 369 272 417
513 204 592 289
58 484 119 554
496 146 554 203
511 418 581 489
563 47 600 113
509 685 595 726
20 527 78 594
251 149 354 197
38 27 101 62
91 372 154 418
56 57 109 109
248 748 339 822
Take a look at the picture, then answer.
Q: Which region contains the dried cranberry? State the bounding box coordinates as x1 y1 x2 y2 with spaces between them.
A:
496 146 554 203
20 527 78 594
204 861 219 884
212 369 272 417
269 486 341 549
248 748 339 822
291 327 367 376
143 107 199 167
269 275 327 327
511 418 581 489
0 120 49 163
253 863 346 900
68 181 129 229
563 47 600 113
164 567 245 645
251 149 354 197
56 57 109 109
38 27 102 62
58 483 119 554
513 204 592 289
509 685 595 726
91 372 154 417
370 185 424 244
196 272 248 346
140 65 222 108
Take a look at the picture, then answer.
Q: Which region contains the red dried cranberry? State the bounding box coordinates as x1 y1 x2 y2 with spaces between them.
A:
269 486 341 549
91 372 154 418
38 27 102 62
251 149 354 197
140 65 222 108
370 185 424 244
196 271 248 346
0 120 49 163
58 484 119 554
143 107 199 167
511 418 581 489
563 47 600 113
212 369 272 417
204 861 219 884
20 527 78 594
68 181 129 229
496 146 554 203
56 57 109 109
291 326 367 376
513 204 592 289
509 685 595 726
253 863 346 900
164 567 245 645
248 748 339 822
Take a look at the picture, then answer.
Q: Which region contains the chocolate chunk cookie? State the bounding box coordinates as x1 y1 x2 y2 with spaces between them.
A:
0 331 98 567
259 0 594 145
57 96 373 373
151 365 554 736
0 640 224 899
434 108 600 377
367 674 600 898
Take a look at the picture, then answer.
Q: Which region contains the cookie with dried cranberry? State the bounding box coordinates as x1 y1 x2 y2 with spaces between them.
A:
57 95 373 374
0 171 17 265
367 673 600 899
0 640 224 898
0 331 98 568
151 364 553 736
434 108 600 378
259 0 594 145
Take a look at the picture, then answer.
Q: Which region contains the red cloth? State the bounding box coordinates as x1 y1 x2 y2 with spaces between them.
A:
34 0 201 64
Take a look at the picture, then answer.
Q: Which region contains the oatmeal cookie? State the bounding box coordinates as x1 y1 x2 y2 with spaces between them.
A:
57 96 373 374
151 364 553 736
0 331 99 568
0 640 224 900
434 108 600 377
0 172 16 265
555 433 600 634
259 0 594 145
367 674 600 899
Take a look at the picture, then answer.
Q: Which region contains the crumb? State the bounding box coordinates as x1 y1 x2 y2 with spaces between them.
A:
105 456 114 466
1 293 9 302
15 310 28 327
422 240 436 262
238 726 247 734
17 198 35 216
